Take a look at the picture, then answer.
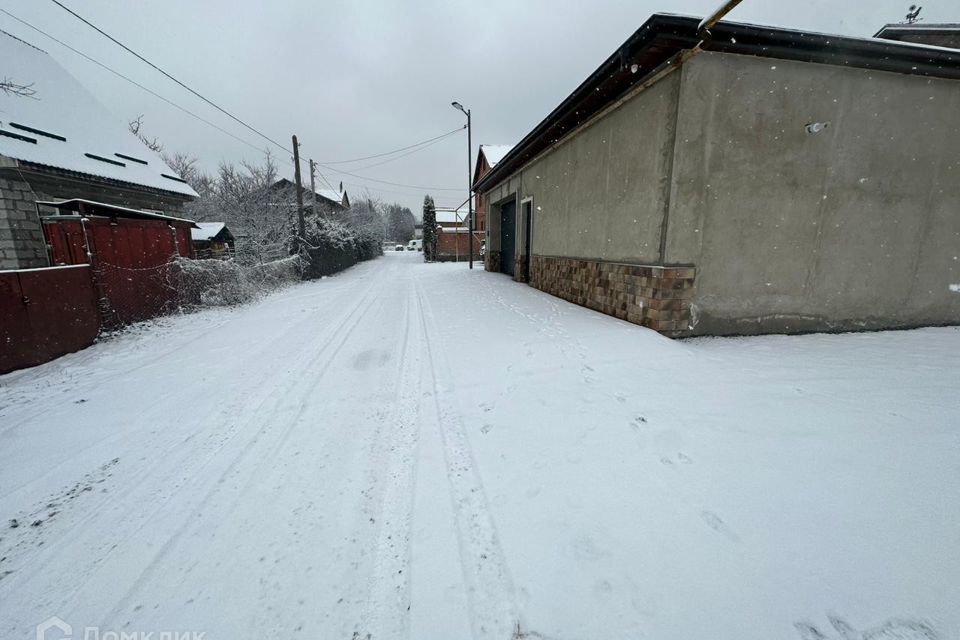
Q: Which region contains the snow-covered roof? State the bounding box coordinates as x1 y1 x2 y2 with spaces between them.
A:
316 189 345 205
435 209 468 225
480 144 513 168
0 32 198 198
192 222 226 241
36 198 198 226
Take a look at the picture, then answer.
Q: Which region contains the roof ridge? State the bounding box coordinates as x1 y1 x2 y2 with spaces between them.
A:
0 28 48 54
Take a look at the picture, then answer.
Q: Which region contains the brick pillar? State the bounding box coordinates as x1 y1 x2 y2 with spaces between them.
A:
0 176 48 270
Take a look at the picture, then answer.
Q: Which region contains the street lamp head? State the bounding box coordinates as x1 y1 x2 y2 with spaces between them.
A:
451 101 466 114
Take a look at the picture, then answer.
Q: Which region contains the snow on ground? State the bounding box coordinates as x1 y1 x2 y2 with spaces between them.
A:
1 251 958 640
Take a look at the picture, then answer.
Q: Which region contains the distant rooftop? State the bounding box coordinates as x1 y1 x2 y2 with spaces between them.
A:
435 209 468 225
480 144 514 168
316 188 346 205
192 222 227 241
874 23 960 49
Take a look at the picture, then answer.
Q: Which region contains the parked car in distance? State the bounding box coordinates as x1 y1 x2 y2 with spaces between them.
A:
395 244 404 251
406 239 422 252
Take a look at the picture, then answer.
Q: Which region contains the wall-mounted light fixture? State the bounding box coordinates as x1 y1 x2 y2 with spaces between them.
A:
805 121 830 135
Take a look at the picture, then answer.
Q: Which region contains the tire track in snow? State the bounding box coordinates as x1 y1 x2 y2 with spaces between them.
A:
355 282 424 639
0 276 373 501
95 281 387 626
1 276 385 632
415 279 519 639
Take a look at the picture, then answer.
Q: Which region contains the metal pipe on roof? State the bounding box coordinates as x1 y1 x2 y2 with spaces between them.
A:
697 0 745 43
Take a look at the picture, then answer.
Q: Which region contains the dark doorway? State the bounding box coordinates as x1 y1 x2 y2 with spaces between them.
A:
521 200 532 282
500 199 516 276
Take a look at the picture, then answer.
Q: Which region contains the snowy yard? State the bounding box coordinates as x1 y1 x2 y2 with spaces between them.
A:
1 251 958 640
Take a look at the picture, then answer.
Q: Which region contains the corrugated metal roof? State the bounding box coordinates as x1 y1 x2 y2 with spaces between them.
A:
36 198 199 227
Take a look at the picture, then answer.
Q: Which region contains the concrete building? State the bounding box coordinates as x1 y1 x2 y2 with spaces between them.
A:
475 14 960 337
0 31 197 270
874 22 960 49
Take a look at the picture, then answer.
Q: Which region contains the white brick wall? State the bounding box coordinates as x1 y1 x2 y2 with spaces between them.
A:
0 176 49 270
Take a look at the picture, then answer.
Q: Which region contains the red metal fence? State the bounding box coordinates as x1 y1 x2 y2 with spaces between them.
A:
1 216 196 374
44 215 194 326
0 265 100 374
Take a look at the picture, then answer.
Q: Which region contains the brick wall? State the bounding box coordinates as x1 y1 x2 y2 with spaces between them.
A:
529 255 696 337
436 230 483 262
0 176 47 269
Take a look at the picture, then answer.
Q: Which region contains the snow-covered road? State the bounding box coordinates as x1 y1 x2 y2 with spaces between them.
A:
2 251 959 640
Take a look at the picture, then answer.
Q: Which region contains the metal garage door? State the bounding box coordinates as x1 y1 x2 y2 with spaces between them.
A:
500 199 516 276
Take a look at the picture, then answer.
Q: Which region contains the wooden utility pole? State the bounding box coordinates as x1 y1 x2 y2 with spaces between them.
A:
309 159 318 217
292 135 305 252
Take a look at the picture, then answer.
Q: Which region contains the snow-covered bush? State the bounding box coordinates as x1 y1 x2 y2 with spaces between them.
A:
300 216 381 279
171 255 304 307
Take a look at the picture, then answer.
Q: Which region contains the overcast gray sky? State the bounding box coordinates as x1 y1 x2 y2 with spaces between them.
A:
2 0 954 213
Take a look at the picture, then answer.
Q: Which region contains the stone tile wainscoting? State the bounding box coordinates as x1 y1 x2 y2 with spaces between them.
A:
513 254 529 283
484 250 501 273
529 255 696 337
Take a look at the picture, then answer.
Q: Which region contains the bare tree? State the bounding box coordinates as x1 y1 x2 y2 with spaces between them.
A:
128 114 163 153
214 152 297 265
0 78 36 97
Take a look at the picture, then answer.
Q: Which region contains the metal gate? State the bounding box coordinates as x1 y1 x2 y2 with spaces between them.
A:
0 265 100 374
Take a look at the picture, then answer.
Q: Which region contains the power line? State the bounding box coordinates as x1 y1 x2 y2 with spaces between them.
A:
24 3 464 195
341 180 461 204
318 126 465 165
50 0 292 155
2 8 334 189
0 8 274 158
324 128 463 174
317 164 464 191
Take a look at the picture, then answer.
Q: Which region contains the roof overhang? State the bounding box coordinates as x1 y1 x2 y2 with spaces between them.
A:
874 23 960 39
474 13 960 194
7 160 199 201
37 198 200 228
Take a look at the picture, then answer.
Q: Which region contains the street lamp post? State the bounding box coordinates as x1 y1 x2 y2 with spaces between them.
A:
451 101 473 270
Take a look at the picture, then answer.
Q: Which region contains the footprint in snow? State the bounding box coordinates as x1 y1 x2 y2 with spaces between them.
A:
677 452 692 464
794 615 939 640
700 510 739 542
